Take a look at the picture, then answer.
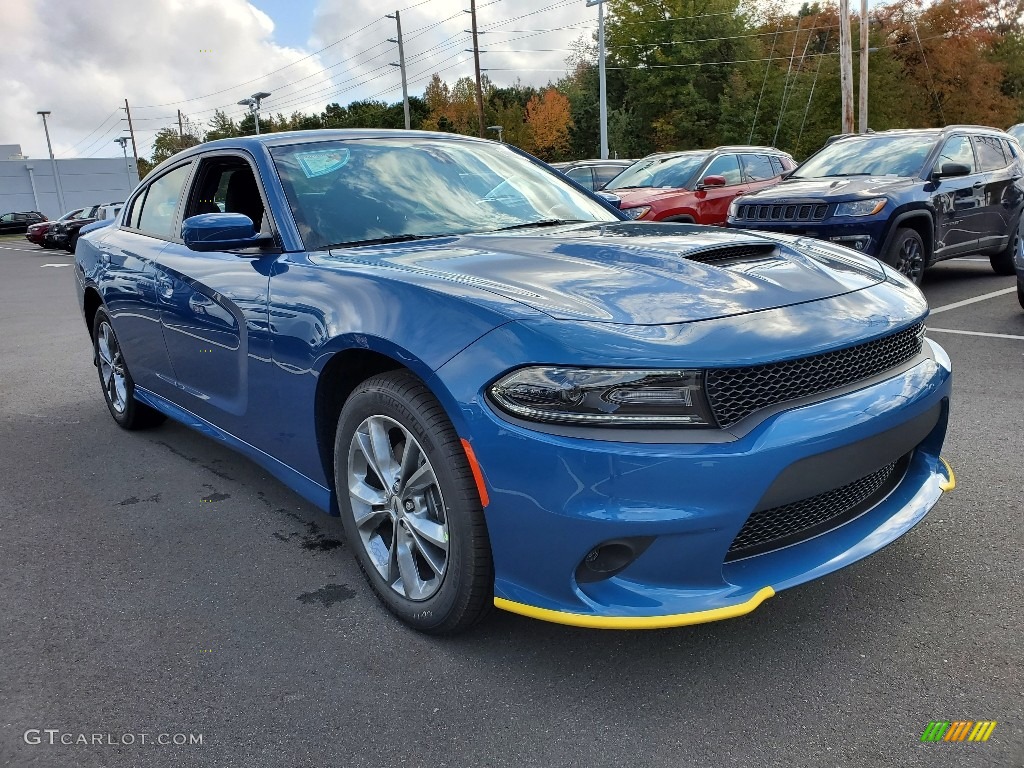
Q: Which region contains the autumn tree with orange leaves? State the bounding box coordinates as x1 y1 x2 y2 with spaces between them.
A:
524 88 574 162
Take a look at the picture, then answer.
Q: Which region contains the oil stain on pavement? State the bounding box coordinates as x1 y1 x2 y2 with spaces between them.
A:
297 584 356 606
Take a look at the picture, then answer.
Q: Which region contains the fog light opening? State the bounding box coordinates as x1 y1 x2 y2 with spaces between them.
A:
575 537 653 584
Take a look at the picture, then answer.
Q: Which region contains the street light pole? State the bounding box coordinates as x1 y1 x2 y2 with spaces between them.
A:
487 125 504 142
114 137 135 189
37 111 67 214
585 0 609 160
238 92 271 135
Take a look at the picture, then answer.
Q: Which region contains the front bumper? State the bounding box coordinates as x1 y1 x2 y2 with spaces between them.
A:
726 217 888 257
443 335 952 628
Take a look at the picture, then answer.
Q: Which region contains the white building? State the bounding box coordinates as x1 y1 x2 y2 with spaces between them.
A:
1 143 139 219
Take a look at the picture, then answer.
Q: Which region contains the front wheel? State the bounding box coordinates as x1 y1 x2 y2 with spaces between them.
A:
883 228 926 286
92 308 166 430
1018 279 1024 311
334 371 493 634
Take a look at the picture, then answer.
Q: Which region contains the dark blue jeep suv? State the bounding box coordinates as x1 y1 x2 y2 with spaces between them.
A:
727 127 1024 284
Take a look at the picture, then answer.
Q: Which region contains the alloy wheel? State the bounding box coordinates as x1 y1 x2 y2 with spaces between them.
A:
347 415 450 601
895 237 924 283
96 321 128 414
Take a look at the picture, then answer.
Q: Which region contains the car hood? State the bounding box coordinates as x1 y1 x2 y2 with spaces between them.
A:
741 175 917 201
323 222 887 325
610 187 690 207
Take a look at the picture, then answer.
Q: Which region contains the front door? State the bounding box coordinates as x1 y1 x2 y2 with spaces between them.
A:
930 134 985 257
151 153 275 431
694 154 748 225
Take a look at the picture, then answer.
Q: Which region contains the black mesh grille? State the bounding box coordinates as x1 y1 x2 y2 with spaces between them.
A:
736 202 829 221
706 322 925 427
726 460 902 559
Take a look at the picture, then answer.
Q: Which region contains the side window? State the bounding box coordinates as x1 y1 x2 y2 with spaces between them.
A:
184 157 267 233
973 136 1007 172
136 163 193 240
934 136 976 174
0 214 14 223
702 154 743 185
593 166 623 186
741 154 777 182
566 167 594 188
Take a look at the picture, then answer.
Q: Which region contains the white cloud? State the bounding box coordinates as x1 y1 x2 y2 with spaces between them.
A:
1 0 592 160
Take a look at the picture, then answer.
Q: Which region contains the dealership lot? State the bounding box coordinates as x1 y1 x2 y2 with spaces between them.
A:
0 235 1020 767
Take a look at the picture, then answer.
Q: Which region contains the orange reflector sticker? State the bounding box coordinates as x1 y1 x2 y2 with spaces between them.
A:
461 438 489 508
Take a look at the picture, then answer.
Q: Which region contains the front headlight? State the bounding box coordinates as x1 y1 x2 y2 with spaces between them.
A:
834 198 886 217
488 366 715 426
728 200 739 218
622 206 651 220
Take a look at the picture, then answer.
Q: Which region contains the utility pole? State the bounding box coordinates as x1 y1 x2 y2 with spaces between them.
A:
178 109 184 138
124 99 139 169
839 0 855 134
36 110 66 214
467 0 486 138
586 0 609 160
114 137 136 188
858 0 869 133
387 11 411 130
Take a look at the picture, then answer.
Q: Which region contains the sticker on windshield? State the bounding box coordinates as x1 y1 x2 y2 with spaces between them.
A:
296 148 351 178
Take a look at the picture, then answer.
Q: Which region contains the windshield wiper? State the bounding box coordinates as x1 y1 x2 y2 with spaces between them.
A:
325 233 444 248
488 219 587 232
821 172 876 177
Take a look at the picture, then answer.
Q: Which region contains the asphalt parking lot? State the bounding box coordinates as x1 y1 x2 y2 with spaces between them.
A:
0 234 1020 768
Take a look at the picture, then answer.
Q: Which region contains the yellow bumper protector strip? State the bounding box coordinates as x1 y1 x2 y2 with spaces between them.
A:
938 457 956 492
494 586 775 630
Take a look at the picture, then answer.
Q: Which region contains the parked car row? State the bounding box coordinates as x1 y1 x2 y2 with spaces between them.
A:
558 124 1023 286
24 203 123 252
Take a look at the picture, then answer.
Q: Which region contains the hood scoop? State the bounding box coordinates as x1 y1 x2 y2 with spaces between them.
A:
682 242 779 266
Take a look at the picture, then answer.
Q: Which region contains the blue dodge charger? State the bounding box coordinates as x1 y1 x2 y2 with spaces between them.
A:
74 130 954 633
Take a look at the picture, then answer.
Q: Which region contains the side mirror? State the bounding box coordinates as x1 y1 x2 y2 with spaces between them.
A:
700 175 727 188
596 191 622 209
182 213 272 252
933 162 971 180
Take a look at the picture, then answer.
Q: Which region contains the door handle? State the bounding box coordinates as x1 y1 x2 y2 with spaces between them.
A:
188 294 214 314
973 181 985 188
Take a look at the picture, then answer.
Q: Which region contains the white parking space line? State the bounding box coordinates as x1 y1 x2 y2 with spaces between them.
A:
929 287 1017 314
929 328 1024 341
40 263 72 268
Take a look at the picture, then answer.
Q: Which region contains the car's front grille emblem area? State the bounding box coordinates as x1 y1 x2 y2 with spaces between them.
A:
706 322 926 428
735 202 829 221
726 459 903 560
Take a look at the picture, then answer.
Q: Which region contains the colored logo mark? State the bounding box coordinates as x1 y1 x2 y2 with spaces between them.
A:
920 721 997 742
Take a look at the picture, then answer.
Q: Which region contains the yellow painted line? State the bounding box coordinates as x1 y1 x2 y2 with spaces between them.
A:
939 457 956 492
494 586 775 630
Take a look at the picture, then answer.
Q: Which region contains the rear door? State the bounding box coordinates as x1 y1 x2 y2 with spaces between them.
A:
694 153 748 224
0 213 16 234
972 134 1021 252
740 153 784 193
930 134 985 257
150 152 276 433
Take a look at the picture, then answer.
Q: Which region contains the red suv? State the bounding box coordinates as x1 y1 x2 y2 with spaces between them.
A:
604 146 796 224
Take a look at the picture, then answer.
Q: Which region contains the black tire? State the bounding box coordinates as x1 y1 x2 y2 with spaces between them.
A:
66 232 78 254
990 216 1021 276
334 371 493 634
1018 279 1024 310
92 308 166 430
883 227 926 286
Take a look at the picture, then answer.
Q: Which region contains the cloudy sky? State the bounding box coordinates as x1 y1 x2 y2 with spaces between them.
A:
2 0 593 160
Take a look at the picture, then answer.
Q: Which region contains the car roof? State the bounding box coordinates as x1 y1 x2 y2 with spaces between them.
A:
639 146 790 161
830 126 1011 142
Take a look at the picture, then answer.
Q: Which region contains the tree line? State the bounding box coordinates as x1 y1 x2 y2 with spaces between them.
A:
139 0 1024 177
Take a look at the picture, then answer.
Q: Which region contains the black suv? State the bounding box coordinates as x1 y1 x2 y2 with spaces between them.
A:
727 126 1024 284
0 211 46 234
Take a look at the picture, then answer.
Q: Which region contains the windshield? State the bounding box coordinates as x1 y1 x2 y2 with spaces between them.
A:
794 135 936 178
270 138 618 249
604 152 708 191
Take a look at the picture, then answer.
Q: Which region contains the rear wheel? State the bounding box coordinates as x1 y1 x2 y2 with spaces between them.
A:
1018 279 1024 310
66 231 79 254
92 308 166 430
990 216 1021 276
334 371 493 634
883 228 926 286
